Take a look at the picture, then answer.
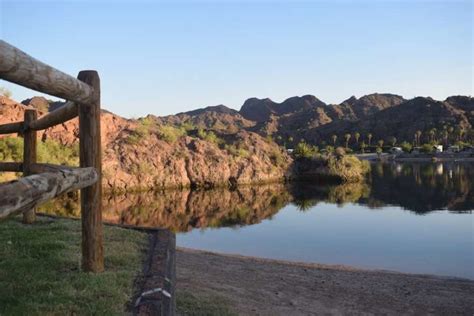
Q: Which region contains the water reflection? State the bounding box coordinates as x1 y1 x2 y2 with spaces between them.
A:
366 162 474 213
40 162 474 231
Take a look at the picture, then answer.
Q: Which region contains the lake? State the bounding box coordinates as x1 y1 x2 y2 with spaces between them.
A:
42 162 474 279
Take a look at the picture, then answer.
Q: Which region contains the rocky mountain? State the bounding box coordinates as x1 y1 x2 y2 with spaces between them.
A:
237 93 473 146
240 95 327 122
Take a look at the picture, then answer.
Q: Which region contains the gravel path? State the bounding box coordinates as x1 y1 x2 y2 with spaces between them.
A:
177 248 474 316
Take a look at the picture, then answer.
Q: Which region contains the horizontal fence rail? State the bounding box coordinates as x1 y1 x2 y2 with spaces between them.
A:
0 40 94 105
28 101 78 130
0 162 23 172
0 101 78 135
0 121 23 135
0 166 98 220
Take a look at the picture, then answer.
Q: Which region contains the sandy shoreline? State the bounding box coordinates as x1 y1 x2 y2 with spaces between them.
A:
176 247 474 315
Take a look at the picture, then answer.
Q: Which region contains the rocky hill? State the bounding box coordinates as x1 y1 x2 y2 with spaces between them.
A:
0 96 291 192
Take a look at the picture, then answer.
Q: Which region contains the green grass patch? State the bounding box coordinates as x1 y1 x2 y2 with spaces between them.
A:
177 291 236 316
0 217 147 315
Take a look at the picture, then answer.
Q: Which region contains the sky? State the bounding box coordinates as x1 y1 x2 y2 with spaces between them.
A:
0 0 472 118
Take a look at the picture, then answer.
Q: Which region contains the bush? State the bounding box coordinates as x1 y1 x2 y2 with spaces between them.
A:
179 122 195 132
159 125 186 143
294 142 318 159
324 145 335 154
420 143 434 153
225 144 249 158
400 141 413 153
197 129 222 145
327 155 370 182
269 149 285 166
0 137 78 166
126 117 154 144
0 137 23 161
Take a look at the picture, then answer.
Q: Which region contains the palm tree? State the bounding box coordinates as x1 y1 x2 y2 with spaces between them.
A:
442 130 449 146
367 133 373 147
360 141 367 153
429 128 436 143
448 126 454 144
456 126 465 142
344 133 351 149
331 134 337 146
378 139 384 148
354 132 360 145
415 130 422 146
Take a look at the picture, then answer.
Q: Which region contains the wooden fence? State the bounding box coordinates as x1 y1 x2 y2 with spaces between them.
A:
0 40 104 272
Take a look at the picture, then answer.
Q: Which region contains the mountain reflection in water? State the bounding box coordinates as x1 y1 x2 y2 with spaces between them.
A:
40 162 474 232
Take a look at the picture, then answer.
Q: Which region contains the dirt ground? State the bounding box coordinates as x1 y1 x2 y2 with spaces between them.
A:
176 248 474 316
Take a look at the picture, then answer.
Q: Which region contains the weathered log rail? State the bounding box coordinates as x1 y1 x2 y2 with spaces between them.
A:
0 40 104 272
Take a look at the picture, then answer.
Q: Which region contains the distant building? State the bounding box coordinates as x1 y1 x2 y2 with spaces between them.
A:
390 147 403 154
433 145 443 153
287 148 294 154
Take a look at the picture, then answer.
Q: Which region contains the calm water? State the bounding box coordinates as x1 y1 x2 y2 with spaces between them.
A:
42 162 474 279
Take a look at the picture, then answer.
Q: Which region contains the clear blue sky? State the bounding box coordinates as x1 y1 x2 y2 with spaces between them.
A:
1 0 472 118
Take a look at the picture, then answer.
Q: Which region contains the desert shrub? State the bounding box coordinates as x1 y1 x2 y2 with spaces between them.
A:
158 125 186 143
0 137 23 161
197 129 222 145
400 141 413 153
420 143 434 153
294 142 318 159
179 122 196 132
269 148 285 166
324 145 335 154
130 161 153 176
0 137 78 166
126 117 155 144
0 137 79 182
38 139 79 166
327 154 370 182
225 144 249 158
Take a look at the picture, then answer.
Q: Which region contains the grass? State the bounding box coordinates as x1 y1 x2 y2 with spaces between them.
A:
0 217 147 315
177 291 236 316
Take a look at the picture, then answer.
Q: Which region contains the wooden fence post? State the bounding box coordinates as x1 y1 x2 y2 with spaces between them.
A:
22 109 37 224
77 70 104 273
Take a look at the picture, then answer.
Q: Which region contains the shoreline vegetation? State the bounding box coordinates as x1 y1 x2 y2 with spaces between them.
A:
0 133 371 192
